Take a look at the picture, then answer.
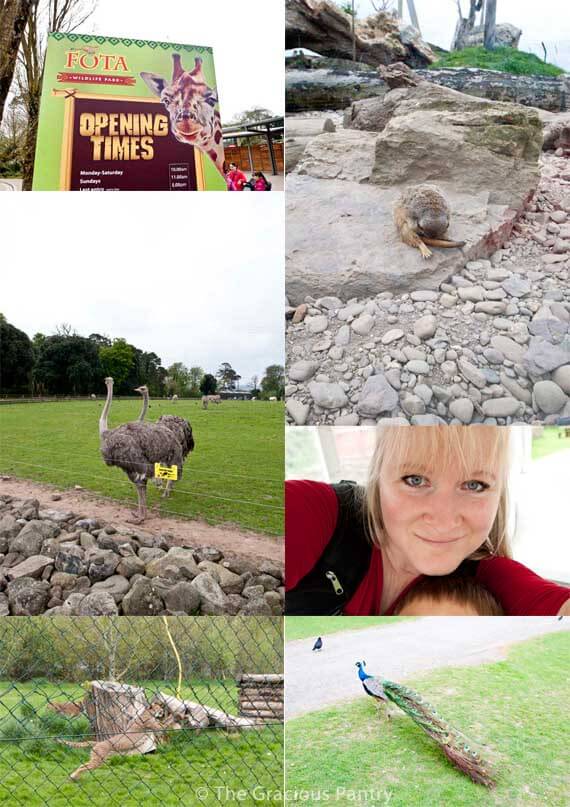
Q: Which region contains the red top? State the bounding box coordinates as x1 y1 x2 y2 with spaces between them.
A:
227 169 247 190
286 480 569 616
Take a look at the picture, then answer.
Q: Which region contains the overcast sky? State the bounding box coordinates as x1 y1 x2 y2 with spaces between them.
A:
357 0 570 68
3 193 284 386
78 0 284 121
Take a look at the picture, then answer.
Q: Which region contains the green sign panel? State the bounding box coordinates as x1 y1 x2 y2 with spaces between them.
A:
33 33 226 191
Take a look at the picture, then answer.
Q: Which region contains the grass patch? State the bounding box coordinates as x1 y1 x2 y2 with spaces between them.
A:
285 617 410 642
431 46 564 77
0 400 284 535
0 679 283 806
531 428 570 461
286 632 569 805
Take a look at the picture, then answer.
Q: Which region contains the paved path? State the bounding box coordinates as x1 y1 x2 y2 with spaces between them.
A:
286 617 568 719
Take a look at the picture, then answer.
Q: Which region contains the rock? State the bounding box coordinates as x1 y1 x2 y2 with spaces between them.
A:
306 314 329 334
401 394 425 416
190 573 229 615
500 374 532 405
122 577 164 616
356 373 399 416
0 515 21 544
501 275 531 297
405 360 429 375
91 575 131 603
55 544 87 575
413 315 437 340
239 598 273 615
197 561 244 594
532 380 568 414
289 360 319 382
76 591 118 616
458 359 487 389
10 520 59 557
308 381 348 409
449 398 474 424
457 286 484 302
161 582 201 615
116 555 146 578
285 1 435 68
552 365 570 394
7 578 50 616
87 550 119 581
5 555 53 581
474 301 506 315
410 290 438 302
481 398 522 418
286 399 310 425
351 313 375 335
490 335 525 364
137 547 166 563
145 548 201 580
0 593 9 616
523 337 570 376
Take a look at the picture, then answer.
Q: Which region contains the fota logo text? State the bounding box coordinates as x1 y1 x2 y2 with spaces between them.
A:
65 50 129 72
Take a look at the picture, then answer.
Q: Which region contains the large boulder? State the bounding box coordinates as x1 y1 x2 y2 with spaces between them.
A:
286 81 542 303
286 1 435 68
7 578 50 616
10 520 59 557
286 62 387 115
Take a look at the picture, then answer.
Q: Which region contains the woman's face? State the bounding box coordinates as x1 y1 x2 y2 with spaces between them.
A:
378 457 502 576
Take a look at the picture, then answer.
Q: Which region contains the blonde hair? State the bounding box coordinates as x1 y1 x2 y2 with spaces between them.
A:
365 425 512 560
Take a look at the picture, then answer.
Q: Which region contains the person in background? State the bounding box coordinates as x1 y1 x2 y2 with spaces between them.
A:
226 162 247 191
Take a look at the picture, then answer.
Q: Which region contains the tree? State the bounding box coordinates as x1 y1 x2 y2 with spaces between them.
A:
188 366 204 398
260 365 284 400
34 334 102 394
165 362 190 397
0 313 34 394
17 0 97 189
217 361 240 390
199 373 217 396
484 0 497 50
452 0 483 50
250 374 260 395
0 0 36 124
229 107 276 125
99 338 134 388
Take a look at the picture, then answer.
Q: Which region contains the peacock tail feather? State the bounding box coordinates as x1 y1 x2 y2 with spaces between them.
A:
381 679 496 788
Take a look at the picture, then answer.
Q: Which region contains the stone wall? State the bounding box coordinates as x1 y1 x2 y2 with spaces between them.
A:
418 68 570 112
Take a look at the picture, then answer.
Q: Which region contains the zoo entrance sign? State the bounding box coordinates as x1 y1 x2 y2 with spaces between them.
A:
33 33 226 191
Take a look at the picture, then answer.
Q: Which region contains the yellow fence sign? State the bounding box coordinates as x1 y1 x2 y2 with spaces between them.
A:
154 463 178 481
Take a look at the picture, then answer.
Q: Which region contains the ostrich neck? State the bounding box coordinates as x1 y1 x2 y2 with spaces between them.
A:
100 384 113 437
137 390 149 422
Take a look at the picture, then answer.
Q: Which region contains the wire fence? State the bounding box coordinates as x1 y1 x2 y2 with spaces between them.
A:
0 616 283 806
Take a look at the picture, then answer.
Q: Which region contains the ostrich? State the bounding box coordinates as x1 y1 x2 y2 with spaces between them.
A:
134 385 149 421
99 378 194 522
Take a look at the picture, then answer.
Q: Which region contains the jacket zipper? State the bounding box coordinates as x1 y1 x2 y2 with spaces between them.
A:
325 570 344 596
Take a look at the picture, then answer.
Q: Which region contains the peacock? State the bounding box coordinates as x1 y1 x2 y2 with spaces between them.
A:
355 661 496 788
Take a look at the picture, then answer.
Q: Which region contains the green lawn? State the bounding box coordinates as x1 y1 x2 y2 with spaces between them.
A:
531 428 570 461
285 617 410 642
0 400 284 535
0 679 283 806
431 46 564 76
286 632 569 806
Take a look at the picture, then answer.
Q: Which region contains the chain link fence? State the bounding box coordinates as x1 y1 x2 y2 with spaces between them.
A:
0 616 283 806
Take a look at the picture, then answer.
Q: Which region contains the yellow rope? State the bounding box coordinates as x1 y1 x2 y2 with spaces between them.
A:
162 616 182 699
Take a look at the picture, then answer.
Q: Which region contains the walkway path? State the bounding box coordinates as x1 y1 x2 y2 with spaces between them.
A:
286 617 568 719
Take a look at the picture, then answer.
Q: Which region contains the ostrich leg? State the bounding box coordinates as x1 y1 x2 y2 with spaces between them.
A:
161 480 174 499
128 483 148 523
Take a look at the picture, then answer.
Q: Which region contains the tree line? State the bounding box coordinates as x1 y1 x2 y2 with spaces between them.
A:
0 313 285 399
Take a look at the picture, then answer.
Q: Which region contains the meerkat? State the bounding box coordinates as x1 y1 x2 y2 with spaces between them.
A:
394 184 466 259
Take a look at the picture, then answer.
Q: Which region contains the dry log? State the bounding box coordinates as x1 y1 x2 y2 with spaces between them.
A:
88 681 156 753
237 674 284 684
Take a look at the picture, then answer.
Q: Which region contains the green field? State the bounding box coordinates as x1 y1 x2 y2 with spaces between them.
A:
0 679 283 806
0 400 284 535
285 617 410 642
286 632 569 806
531 428 570 461
430 46 564 76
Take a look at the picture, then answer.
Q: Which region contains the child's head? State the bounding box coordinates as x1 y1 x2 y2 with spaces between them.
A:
392 575 504 616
